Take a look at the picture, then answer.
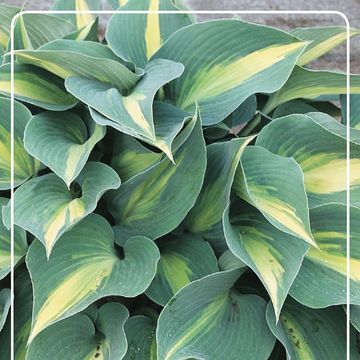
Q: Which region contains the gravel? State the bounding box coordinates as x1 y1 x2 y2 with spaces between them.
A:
3 0 360 71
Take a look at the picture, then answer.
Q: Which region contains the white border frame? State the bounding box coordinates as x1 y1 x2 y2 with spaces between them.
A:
9 8 351 360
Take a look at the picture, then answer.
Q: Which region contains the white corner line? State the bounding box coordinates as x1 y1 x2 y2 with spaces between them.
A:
344 12 351 360
9 9 351 360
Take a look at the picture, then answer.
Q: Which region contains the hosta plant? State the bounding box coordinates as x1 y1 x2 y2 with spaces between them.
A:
0 1 359 359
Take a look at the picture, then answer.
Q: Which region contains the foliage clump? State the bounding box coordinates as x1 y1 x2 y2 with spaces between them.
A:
0 1 359 359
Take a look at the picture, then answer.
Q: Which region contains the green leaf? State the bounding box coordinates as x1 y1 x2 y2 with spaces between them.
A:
0 310 10 359
26 214 160 342
0 63 78 110
233 146 316 246
0 288 10 333
111 132 162 183
51 0 101 29
0 97 39 190
152 19 307 125
16 39 141 92
145 234 218 305
66 59 184 160
292 26 360 66
108 0 121 9
0 197 28 280
107 111 206 241
272 99 340 118
289 204 360 308
106 0 192 68
27 303 129 360
12 13 75 51
305 101 341 117
256 112 360 207
341 94 360 129
0 4 20 48
203 120 232 141
351 305 360 332
184 136 255 252
266 299 358 359
272 99 319 117
14 268 33 360
157 269 276 360
7 162 120 257
124 315 157 360
232 94 257 127
223 202 309 320
264 66 360 113
24 111 106 187
107 0 120 9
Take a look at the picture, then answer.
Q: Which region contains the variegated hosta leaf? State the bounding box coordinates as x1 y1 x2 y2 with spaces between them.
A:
153 19 307 125
26 214 160 343
96 101 187 164
51 0 101 29
111 132 162 182
106 0 192 68
0 288 10 333
149 101 190 161
0 4 20 48
292 26 360 66
341 94 360 128
27 303 129 360
184 136 255 253
351 305 360 331
218 249 248 271
256 112 360 207
157 268 276 360
223 203 309 320
0 197 28 280
233 146 315 246
289 204 360 308
145 234 218 305
0 97 39 190
24 111 106 187
14 268 33 360
263 66 360 113
12 13 75 51
107 112 206 242
0 64 78 110
2 11 79 64
67 60 184 160
64 18 99 42
16 39 140 92
6 162 120 258
124 315 157 360
266 299 359 359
